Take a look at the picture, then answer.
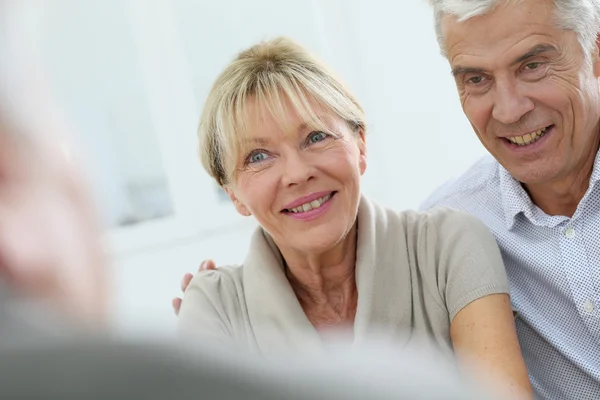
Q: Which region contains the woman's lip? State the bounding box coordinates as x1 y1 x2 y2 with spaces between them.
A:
284 192 335 221
283 192 336 213
282 191 336 211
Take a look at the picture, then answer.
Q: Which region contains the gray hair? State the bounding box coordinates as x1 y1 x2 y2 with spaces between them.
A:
429 0 600 60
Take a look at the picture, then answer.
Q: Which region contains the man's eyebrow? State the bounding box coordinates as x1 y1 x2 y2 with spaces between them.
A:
512 44 558 65
450 44 558 77
451 66 485 77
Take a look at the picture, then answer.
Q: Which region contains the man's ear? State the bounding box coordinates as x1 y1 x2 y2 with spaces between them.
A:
225 187 251 217
357 127 367 175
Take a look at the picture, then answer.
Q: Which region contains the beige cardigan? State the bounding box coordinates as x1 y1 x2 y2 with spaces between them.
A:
178 195 509 358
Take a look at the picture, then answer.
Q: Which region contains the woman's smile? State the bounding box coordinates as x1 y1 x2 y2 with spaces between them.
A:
282 191 337 221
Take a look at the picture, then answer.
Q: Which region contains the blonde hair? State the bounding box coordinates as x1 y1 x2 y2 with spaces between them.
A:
198 37 366 186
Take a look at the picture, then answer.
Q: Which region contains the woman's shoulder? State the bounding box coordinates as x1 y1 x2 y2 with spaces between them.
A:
178 264 248 340
182 264 247 324
186 264 245 299
372 200 504 276
372 198 491 240
363 196 493 248
409 206 498 259
400 205 483 226
381 204 509 321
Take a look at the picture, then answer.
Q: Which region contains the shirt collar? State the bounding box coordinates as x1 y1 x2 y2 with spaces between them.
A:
590 148 600 184
498 164 533 230
499 149 600 229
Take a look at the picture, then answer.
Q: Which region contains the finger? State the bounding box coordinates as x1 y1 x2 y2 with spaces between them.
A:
198 259 216 271
172 297 182 316
204 259 216 270
180 273 193 293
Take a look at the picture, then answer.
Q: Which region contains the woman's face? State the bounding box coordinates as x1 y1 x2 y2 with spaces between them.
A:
226 96 367 256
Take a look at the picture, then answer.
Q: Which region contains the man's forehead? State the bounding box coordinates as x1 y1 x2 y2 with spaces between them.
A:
442 0 558 60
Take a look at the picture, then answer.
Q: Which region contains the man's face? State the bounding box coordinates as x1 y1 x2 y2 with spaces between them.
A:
443 0 600 186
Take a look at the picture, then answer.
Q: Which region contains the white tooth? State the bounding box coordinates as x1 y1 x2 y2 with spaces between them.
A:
515 136 524 144
318 195 330 205
523 133 532 143
289 195 332 214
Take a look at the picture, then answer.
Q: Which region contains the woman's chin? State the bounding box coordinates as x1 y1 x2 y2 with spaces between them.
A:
285 227 353 254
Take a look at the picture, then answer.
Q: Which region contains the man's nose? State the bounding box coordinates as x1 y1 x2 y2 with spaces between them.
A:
492 79 535 125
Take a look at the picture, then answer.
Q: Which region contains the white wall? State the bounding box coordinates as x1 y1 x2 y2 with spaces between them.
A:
345 0 488 208
26 1 489 337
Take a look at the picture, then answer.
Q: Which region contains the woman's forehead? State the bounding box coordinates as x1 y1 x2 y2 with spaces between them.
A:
238 94 335 138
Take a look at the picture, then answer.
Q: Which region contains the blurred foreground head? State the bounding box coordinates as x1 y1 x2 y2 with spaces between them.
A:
0 0 109 329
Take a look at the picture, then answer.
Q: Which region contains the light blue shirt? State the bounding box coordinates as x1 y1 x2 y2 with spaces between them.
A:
420 153 600 400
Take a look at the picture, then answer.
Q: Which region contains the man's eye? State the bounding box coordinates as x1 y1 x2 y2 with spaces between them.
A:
467 76 485 85
524 62 542 70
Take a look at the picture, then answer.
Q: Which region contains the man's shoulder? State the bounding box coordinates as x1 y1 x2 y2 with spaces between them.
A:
420 155 502 212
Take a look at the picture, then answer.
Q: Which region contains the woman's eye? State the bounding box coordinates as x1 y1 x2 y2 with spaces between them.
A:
248 151 269 164
308 131 327 143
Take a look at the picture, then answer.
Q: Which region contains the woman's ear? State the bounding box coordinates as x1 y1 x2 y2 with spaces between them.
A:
225 186 252 217
357 128 367 175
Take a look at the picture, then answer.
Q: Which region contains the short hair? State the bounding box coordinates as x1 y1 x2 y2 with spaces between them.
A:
197 37 366 186
428 0 600 62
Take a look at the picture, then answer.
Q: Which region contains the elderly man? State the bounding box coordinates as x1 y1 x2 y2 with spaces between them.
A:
174 0 600 398
419 1 600 399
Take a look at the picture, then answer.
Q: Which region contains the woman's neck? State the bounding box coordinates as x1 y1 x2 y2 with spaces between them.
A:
278 222 359 329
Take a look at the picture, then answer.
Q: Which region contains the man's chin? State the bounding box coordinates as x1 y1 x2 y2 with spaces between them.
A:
506 166 558 186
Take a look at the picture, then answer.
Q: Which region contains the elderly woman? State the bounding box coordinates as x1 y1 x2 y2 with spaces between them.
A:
177 37 532 398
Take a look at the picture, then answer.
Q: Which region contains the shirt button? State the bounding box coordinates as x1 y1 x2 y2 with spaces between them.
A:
583 300 595 313
564 227 576 238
